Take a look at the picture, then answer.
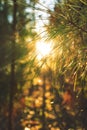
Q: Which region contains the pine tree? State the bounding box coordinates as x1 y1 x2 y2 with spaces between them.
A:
46 0 87 129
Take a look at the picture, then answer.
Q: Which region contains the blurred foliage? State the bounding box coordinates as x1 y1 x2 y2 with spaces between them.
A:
0 0 87 130
0 0 37 130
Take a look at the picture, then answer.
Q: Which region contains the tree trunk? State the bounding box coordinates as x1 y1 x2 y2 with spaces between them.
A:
41 75 48 130
8 0 17 130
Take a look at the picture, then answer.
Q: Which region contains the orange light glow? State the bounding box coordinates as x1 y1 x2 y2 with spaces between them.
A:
24 127 30 130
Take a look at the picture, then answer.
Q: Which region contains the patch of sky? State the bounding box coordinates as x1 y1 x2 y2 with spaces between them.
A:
8 15 13 23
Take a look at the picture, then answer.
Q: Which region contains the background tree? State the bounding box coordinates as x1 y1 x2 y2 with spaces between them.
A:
0 0 37 130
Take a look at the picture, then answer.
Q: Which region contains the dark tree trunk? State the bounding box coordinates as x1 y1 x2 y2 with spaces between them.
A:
41 75 48 130
8 0 17 130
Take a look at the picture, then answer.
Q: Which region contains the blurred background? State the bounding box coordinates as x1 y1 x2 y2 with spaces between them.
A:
0 0 87 130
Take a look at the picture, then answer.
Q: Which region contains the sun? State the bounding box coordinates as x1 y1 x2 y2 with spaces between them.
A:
36 40 52 60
